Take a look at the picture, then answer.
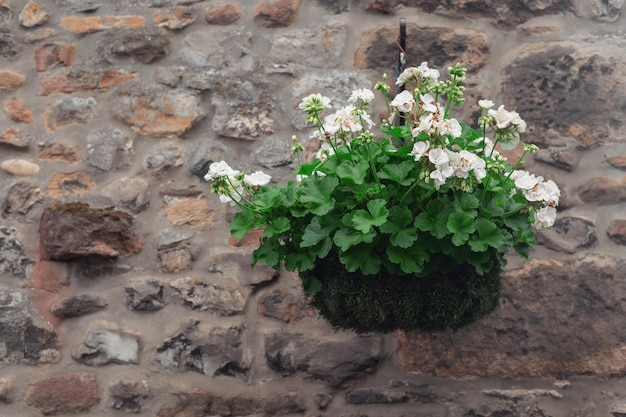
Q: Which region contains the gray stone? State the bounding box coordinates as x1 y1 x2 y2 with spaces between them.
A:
257 288 310 323
318 0 350 13
189 139 234 180
72 320 141 366
533 131 580 171
264 332 384 386
590 0 623 22
44 97 97 130
159 246 193 273
50 295 108 318
0 32 20 61
108 378 149 413
125 279 165 310
87 127 133 171
100 177 151 213
255 136 293 168
206 251 279 287
482 388 563 400
313 393 333 409
56 0 101 12
612 398 626 417
536 216 596 254
170 276 247 315
144 142 185 173
0 377 11 403
266 24 348 74
153 66 216 91
1 181 44 223
98 27 169 64
0 226 31 278
180 28 253 71
156 320 248 380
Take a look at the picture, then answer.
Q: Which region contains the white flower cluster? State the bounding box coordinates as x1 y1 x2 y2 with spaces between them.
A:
510 170 560 228
391 92 462 139
204 161 271 204
408 141 486 186
486 104 527 150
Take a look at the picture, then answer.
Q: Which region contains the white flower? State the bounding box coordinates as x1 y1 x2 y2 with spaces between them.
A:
454 150 486 180
534 205 557 229
488 105 526 132
315 142 335 162
478 99 494 110
411 113 434 137
299 93 331 112
409 141 430 161
390 90 415 113
437 117 462 138
395 62 440 86
420 94 438 113
323 105 362 134
428 148 449 166
349 88 375 105
205 161 239 181
542 179 561 205
430 164 454 186
244 171 271 187
498 133 520 151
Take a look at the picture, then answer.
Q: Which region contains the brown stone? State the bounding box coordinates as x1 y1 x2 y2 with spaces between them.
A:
38 142 81 164
19 1 49 27
40 68 138 95
577 177 626 206
60 15 146 34
42 96 98 132
608 153 626 170
0 128 29 148
24 27 57 43
158 246 193 273
39 202 144 261
34 42 75 71
608 219 626 245
24 372 100 415
98 27 170 64
4 99 33 123
366 0 397 14
0 70 26 89
164 198 215 230
257 288 311 323
47 171 95 199
396 254 626 378
31 260 69 292
153 7 196 29
354 24 489 72
228 228 264 247
254 0 299 27
1 159 40 176
1 180 44 222
204 3 243 25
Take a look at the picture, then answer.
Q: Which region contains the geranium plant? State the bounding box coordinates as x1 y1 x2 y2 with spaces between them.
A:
206 62 559 333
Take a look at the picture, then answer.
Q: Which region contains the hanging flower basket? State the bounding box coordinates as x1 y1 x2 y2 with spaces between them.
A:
206 61 560 333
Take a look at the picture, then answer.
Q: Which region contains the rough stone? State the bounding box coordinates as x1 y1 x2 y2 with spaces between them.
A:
608 153 626 170
0 289 60 363
590 0 623 21
396 254 626 378
180 27 252 71
38 142 81 163
144 142 184 173
164 197 215 229
206 251 279 287
1 181 44 222
319 0 350 13
532 132 580 171
612 398 626 417
42 96 98 131
19 1 49 27
266 23 348 73
366 0 396 14
1 159 40 176
188 139 234 179
47 171 95 199
503 40 626 148
264 332 384 385
4 99 33 123
31 260 69 293
0 377 11 403
345 385 436 404
608 219 626 245
204 3 243 25
125 279 165 310
24 372 99 415
72 320 141 366
86 127 133 171
57 0 101 13
50 295 108 319
0 227 31 277
60 15 146 34
254 0 300 27
154 7 196 29
109 378 150 413
153 65 215 91
40 67 139 95
100 177 151 213
257 288 311 323
535 216 596 254
170 276 247 315
24 27 57 43
255 136 293 167
0 69 26 89
112 82 205 138
97 27 170 64
354 24 489 72
158 246 193 273
0 33 20 61
34 42 75 72
39 202 144 261
578 177 626 206
0 127 30 148
482 388 563 400
156 320 248 379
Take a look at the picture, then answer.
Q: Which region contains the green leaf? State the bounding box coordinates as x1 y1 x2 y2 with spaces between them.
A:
469 218 504 252
338 245 381 275
379 206 418 248
284 251 315 272
454 192 479 215
377 160 415 186
413 199 451 239
333 226 376 251
301 216 337 247
386 244 429 274
299 176 339 216
253 240 282 269
263 217 290 238
351 199 389 233
446 211 475 246
230 210 260 239
301 275 322 295
336 160 369 184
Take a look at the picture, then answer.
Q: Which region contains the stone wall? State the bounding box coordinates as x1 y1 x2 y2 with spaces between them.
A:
1 0 626 416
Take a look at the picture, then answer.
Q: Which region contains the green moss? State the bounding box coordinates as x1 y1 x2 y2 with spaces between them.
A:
302 251 503 333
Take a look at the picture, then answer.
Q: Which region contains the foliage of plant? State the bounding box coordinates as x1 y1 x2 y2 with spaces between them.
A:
206 62 560 296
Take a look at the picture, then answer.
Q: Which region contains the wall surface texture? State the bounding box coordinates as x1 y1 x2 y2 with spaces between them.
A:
1 0 626 416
